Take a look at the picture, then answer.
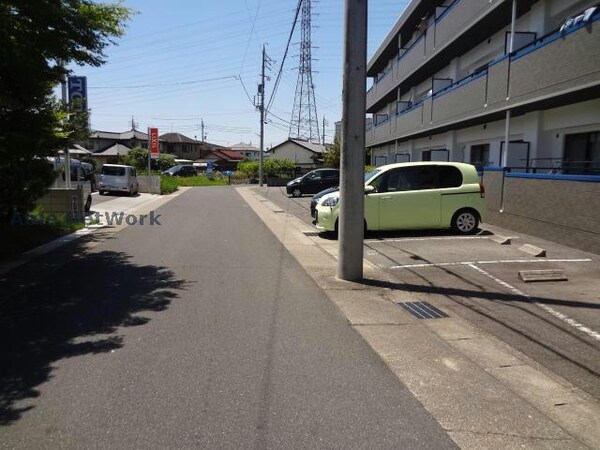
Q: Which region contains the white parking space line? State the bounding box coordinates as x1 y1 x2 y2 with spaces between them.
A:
367 236 494 243
468 264 600 342
389 258 592 269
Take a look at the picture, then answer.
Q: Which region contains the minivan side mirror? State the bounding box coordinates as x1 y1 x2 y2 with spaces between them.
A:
365 185 376 194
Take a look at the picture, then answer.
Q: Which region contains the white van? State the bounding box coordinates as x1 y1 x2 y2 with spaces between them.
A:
99 164 139 196
47 156 94 213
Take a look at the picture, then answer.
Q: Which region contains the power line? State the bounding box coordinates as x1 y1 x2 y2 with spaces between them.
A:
89 75 238 89
265 0 303 113
238 76 255 106
239 0 263 74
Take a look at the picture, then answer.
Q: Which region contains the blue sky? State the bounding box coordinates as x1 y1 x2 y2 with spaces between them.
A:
72 0 408 148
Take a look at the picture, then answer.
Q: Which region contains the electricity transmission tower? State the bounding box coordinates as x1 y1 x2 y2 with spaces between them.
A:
289 0 320 144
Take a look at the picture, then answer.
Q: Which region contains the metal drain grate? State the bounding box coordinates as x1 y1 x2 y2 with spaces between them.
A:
303 231 320 236
273 210 286 213
397 301 448 319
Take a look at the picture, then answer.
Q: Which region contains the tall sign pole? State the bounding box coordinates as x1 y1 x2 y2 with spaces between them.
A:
338 0 367 281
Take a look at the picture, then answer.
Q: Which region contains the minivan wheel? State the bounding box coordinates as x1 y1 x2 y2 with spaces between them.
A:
291 188 302 197
451 209 479 234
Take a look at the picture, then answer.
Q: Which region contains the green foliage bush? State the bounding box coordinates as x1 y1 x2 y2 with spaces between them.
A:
237 161 259 178
238 158 296 178
122 147 176 172
263 158 295 176
323 139 340 168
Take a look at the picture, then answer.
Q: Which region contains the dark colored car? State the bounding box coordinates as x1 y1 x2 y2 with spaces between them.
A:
163 164 198 177
286 168 340 197
311 186 339 219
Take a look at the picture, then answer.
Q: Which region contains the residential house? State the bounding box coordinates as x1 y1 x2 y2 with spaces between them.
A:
87 129 164 154
230 142 261 160
89 143 132 166
204 149 245 171
268 139 326 168
161 133 226 160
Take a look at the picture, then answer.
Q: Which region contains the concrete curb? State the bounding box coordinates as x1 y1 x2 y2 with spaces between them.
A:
519 243 547 257
489 234 512 245
237 186 599 450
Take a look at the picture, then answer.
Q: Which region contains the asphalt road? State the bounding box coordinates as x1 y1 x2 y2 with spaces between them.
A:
0 187 457 449
90 191 133 206
259 186 600 401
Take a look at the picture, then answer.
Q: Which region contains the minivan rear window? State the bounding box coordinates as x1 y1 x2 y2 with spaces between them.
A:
437 166 462 188
102 166 126 176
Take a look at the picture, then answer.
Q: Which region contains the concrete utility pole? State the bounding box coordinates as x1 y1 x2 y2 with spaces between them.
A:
322 116 327 145
338 0 367 281
259 44 266 187
201 119 205 142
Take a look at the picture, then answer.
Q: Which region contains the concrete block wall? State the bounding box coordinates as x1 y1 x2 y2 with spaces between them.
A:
481 170 503 211
37 188 84 221
138 175 161 194
483 172 600 254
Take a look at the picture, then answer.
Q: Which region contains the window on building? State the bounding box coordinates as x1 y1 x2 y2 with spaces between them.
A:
374 156 387 166
564 132 600 174
395 153 410 163
422 149 450 161
470 144 490 169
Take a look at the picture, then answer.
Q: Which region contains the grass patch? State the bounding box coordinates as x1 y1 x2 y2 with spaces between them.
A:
0 210 84 262
160 176 179 194
160 175 228 194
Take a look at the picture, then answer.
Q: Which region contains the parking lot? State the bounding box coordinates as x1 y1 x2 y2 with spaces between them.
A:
254 186 600 400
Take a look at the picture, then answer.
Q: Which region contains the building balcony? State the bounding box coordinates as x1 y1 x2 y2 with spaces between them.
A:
366 64 395 112
366 0 504 112
395 102 425 137
509 12 600 105
366 9 600 148
431 70 488 124
433 0 497 53
395 33 426 85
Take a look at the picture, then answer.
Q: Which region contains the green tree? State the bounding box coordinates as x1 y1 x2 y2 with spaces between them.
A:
263 158 294 176
0 1 132 222
122 146 149 171
237 161 259 178
156 153 176 171
323 139 341 168
122 147 176 172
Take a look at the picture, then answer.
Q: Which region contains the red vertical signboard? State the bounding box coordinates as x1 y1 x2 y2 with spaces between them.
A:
149 127 159 159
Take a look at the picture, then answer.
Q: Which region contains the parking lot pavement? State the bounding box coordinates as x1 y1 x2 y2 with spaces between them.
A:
253 186 600 401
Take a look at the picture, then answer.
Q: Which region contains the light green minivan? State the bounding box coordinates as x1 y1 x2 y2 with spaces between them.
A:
314 162 486 234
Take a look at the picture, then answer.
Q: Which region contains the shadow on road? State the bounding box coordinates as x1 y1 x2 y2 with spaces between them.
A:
0 238 186 425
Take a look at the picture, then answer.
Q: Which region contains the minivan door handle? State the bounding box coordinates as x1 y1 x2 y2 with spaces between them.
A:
381 196 392 200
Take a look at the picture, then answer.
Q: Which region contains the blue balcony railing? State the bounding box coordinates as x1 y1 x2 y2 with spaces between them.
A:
432 69 487 99
511 10 599 61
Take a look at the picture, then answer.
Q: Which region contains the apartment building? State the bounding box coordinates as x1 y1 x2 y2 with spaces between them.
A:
366 0 600 174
